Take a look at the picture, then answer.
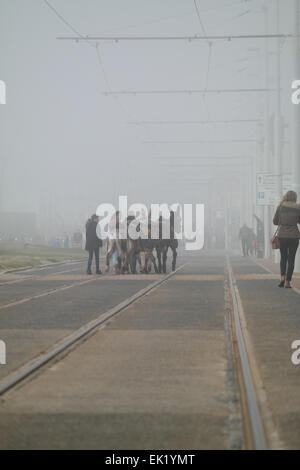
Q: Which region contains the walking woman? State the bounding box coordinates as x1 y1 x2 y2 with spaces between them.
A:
273 191 300 288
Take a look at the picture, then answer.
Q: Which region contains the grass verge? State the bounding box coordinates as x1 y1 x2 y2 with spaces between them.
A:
0 243 86 271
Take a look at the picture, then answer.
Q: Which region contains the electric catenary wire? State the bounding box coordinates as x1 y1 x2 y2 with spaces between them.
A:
43 0 140 125
192 0 214 136
43 0 95 48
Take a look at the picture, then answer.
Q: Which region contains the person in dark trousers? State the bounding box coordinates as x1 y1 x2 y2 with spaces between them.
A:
239 223 252 256
85 214 102 275
254 215 264 258
273 191 300 288
247 227 256 255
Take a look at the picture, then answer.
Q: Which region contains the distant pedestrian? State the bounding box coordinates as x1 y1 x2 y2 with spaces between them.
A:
248 228 257 256
254 215 264 258
238 223 252 256
273 191 300 288
64 235 70 249
85 214 102 275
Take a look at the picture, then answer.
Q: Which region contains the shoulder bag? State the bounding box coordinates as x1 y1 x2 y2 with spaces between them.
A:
271 207 281 250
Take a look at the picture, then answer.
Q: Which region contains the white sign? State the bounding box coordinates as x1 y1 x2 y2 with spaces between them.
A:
0 80 6 105
0 340 6 365
256 173 293 206
256 173 280 206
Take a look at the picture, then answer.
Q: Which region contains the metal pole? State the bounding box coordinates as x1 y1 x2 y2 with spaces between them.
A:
243 165 251 227
274 0 282 195
292 0 300 272
274 0 283 264
224 192 229 250
263 5 272 259
0 158 3 212
249 160 254 228
255 123 264 227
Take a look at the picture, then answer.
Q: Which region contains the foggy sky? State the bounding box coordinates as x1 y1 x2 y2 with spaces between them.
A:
0 0 296 234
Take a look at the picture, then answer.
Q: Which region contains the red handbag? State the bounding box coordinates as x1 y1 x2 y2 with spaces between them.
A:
271 229 280 250
271 207 281 250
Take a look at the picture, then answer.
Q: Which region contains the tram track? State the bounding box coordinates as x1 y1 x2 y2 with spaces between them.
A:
0 254 284 449
1 259 85 275
0 260 108 307
0 264 186 397
225 255 283 450
0 277 99 311
0 260 87 286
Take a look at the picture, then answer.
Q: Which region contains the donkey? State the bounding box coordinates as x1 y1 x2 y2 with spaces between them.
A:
124 218 159 274
137 213 178 274
155 212 178 273
138 237 159 274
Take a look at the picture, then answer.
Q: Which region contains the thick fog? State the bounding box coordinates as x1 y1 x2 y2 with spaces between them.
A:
0 0 297 243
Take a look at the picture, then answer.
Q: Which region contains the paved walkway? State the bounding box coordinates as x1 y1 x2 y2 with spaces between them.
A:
0 252 300 449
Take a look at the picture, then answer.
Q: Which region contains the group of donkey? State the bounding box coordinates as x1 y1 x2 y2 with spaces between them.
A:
105 213 178 274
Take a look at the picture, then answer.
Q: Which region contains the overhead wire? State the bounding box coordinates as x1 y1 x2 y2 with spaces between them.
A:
43 0 95 48
44 0 143 127
193 0 208 37
192 0 215 149
43 0 152 196
95 42 113 93
88 0 242 36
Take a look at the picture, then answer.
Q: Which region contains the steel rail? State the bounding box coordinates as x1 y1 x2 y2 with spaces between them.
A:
0 264 86 287
226 255 267 450
0 259 106 286
1 259 85 276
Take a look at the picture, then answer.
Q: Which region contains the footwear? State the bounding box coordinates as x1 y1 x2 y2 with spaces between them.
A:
285 282 292 289
87 269 92 275
96 269 102 275
278 280 285 288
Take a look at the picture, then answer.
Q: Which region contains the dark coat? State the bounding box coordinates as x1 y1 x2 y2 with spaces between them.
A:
85 220 102 251
273 201 300 239
239 226 251 241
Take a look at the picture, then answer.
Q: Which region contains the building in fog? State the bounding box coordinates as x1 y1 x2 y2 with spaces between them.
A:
0 212 37 241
